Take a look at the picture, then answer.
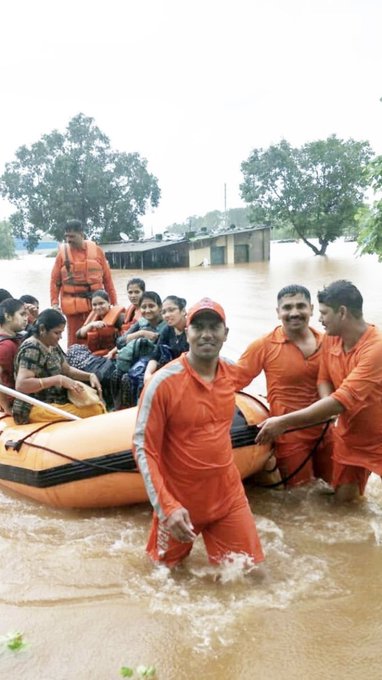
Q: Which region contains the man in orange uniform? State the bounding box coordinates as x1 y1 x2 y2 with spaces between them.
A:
236 284 333 486
50 219 117 346
256 280 382 502
133 298 264 568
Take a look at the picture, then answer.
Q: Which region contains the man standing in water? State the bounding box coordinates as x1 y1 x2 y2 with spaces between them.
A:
256 280 382 501
50 219 117 346
236 284 333 487
133 298 264 568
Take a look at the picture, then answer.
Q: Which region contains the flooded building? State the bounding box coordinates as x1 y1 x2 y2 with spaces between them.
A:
102 226 270 270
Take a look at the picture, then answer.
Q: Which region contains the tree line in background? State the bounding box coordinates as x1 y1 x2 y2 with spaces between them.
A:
1 113 382 259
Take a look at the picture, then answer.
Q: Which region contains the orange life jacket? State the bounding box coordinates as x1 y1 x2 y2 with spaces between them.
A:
59 242 105 316
121 305 142 333
83 306 125 355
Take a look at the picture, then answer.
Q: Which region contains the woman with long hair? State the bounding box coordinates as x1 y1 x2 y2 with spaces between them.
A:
13 308 104 424
0 298 28 414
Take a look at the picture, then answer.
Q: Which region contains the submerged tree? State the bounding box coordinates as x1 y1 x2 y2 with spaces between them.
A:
240 136 373 255
0 220 15 259
0 113 160 251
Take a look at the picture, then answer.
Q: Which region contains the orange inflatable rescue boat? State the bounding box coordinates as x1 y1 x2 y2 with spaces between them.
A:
0 392 272 509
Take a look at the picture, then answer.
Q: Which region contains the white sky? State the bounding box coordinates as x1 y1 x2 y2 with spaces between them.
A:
1 0 381 233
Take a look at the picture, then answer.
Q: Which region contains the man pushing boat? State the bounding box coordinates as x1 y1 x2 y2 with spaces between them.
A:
133 298 264 568
256 280 382 502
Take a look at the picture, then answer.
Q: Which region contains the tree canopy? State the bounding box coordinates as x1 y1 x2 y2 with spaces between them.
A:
240 136 373 255
0 114 160 251
0 220 15 260
356 157 382 260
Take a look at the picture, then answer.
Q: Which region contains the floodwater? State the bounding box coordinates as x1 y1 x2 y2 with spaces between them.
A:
1 240 382 680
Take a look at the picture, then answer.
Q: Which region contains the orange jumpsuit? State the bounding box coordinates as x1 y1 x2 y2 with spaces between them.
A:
236 326 333 486
50 242 117 346
318 325 382 492
133 354 264 567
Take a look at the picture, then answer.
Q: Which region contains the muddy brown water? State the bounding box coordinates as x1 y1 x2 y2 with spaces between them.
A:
1 240 382 680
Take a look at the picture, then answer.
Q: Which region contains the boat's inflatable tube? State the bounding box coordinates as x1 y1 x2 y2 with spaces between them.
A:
0 392 271 508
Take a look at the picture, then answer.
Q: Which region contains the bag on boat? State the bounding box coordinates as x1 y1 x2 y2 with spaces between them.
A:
116 337 155 373
67 382 102 408
127 355 152 405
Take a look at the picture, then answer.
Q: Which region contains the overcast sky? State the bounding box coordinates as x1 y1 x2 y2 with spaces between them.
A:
1 0 381 233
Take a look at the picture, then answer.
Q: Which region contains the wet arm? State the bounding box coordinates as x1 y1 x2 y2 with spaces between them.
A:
255 396 344 445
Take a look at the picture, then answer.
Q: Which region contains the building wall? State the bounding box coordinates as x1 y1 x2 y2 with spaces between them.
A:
188 228 270 267
103 228 270 270
189 245 210 268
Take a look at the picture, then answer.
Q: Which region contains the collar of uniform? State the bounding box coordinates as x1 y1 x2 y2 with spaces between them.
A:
271 325 321 346
181 353 223 388
329 323 375 355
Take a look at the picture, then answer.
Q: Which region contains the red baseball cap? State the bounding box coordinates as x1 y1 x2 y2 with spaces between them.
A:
187 297 226 326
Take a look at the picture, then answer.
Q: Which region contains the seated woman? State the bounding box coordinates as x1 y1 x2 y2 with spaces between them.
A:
144 295 188 384
0 299 28 414
121 277 145 333
75 290 125 357
117 291 166 348
13 308 105 424
112 291 167 408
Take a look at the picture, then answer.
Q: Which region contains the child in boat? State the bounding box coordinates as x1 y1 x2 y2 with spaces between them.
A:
13 308 104 424
0 299 28 414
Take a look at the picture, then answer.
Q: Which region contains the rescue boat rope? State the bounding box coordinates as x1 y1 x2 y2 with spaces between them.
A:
254 420 331 488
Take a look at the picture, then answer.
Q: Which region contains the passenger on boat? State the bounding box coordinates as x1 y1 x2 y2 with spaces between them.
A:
236 284 333 487
133 297 264 568
75 290 125 358
19 295 39 339
13 308 104 424
117 291 166 347
121 277 145 333
112 292 167 409
255 280 382 503
144 295 189 385
50 219 117 347
0 299 28 414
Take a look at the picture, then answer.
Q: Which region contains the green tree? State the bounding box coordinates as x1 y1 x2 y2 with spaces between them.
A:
356 157 382 260
0 220 15 259
0 113 160 251
240 136 373 255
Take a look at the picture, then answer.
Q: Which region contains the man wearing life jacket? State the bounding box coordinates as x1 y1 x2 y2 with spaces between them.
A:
50 220 117 347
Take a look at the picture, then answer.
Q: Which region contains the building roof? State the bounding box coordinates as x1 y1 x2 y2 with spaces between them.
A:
101 225 271 254
101 239 187 253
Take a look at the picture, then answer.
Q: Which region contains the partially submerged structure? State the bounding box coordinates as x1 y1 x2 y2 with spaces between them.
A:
102 226 270 270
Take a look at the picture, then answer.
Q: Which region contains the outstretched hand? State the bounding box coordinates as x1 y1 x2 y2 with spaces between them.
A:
165 507 197 543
